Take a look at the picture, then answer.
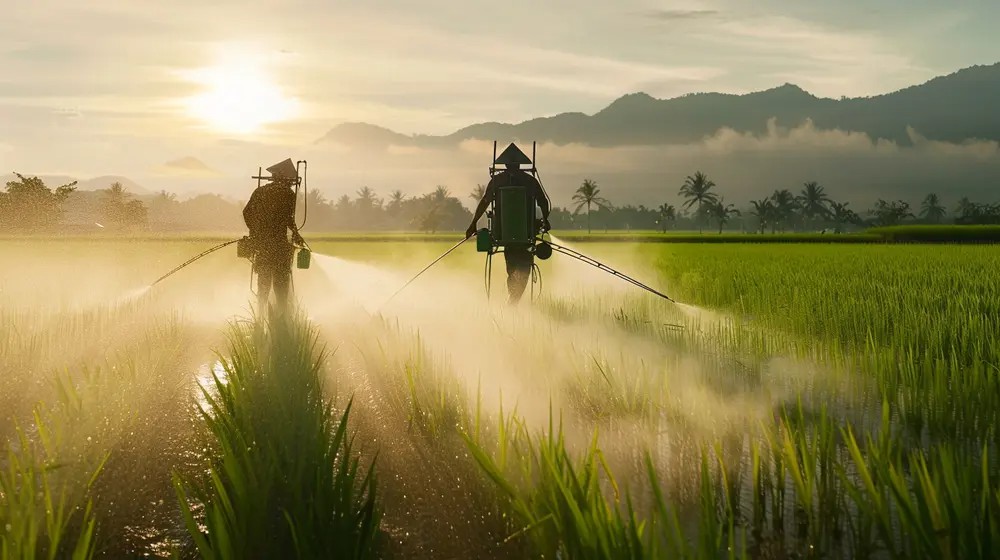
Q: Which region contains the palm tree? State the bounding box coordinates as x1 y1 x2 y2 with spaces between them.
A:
657 203 677 233
572 179 611 233
469 184 486 202
829 201 859 233
796 181 831 229
156 190 177 203
770 189 798 232
749 198 775 234
432 185 451 203
387 190 405 217
334 194 352 211
306 189 327 207
355 186 381 221
956 197 974 218
102 181 132 226
706 198 740 234
678 172 718 233
920 193 946 224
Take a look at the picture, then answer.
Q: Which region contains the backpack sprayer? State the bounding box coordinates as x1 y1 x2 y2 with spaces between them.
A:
149 160 311 289
241 159 312 268
475 141 550 299
383 142 676 305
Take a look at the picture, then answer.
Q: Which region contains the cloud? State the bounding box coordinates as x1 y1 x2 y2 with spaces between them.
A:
905 127 1000 160
641 9 720 21
299 119 1000 211
694 15 927 97
51 107 83 119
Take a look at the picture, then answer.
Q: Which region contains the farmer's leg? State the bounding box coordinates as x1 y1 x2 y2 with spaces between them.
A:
504 249 533 305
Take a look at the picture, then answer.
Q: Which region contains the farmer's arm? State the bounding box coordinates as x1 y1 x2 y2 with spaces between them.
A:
286 189 304 244
531 177 551 231
466 179 497 238
243 189 261 232
533 177 550 220
471 180 496 224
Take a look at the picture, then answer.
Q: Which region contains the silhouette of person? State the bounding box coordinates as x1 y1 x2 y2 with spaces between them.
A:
242 158 304 315
466 143 551 304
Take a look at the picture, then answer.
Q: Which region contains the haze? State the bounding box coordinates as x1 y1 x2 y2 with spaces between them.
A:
2 1 999 207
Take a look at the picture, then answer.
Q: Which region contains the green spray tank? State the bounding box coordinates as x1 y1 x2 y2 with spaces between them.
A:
478 141 551 259
297 247 311 269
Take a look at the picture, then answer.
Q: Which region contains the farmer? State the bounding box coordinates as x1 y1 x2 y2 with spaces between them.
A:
242 158 304 314
466 143 551 304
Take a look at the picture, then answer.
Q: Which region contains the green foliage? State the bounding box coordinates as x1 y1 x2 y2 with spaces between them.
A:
573 179 612 233
705 198 740 234
0 414 104 560
5 236 1000 558
869 199 914 226
100 182 147 229
0 173 77 231
174 315 381 559
868 224 1000 242
463 413 658 559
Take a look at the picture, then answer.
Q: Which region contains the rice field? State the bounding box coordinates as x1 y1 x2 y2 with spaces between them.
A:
1 237 997 559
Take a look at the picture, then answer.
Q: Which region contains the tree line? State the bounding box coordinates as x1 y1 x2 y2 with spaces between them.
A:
563 172 989 233
2 171 998 234
0 173 476 233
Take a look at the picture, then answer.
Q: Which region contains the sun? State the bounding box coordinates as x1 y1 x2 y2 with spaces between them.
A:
183 54 300 135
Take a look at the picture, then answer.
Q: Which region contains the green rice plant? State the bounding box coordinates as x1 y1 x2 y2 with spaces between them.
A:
6 236 1000 557
768 402 846 554
842 423 1000 560
464 409 652 559
398 334 471 439
0 412 106 560
868 225 1000 243
174 313 381 559
562 356 659 422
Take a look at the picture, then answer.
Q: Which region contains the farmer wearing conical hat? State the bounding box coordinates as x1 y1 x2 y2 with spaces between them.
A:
466 143 551 304
242 158 305 314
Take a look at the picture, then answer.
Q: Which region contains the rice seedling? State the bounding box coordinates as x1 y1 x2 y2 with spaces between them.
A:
0 413 104 560
173 314 381 559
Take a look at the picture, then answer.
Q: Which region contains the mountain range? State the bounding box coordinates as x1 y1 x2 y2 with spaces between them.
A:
318 63 1000 149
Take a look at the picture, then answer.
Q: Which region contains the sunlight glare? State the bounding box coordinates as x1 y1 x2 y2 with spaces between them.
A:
184 52 299 134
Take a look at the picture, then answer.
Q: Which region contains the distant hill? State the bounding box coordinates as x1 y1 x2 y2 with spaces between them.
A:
1 173 150 195
318 62 1000 148
75 175 150 195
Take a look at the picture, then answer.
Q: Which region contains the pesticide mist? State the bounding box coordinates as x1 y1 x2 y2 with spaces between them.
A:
2 238 998 558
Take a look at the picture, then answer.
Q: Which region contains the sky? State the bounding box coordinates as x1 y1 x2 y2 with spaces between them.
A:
1 0 998 204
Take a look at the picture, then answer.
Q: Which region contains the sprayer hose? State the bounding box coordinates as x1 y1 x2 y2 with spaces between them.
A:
150 238 241 287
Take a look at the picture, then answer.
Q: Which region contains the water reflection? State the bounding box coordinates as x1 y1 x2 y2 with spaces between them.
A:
195 360 228 414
